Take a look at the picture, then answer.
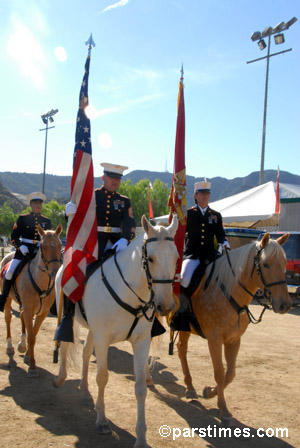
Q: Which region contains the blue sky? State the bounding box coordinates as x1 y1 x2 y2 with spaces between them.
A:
1 0 299 181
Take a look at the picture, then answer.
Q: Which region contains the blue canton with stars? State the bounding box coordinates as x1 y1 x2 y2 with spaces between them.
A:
74 54 92 159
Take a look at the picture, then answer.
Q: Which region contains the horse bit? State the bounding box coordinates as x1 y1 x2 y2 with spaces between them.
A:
101 236 175 340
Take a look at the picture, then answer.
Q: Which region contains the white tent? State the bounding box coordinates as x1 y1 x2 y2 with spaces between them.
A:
209 181 276 224
210 182 300 226
153 182 300 228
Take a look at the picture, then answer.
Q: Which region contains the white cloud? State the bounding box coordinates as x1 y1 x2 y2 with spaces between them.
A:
99 0 130 14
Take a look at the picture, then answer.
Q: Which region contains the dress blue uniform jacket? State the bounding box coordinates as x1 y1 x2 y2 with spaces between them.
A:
183 205 226 263
11 212 52 260
95 186 136 259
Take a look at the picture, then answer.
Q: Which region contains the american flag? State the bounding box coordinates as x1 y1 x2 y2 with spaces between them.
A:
61 37 98 302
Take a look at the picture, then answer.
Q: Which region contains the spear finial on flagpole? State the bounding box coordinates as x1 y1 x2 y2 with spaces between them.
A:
180 63 184 80
85 33 96 55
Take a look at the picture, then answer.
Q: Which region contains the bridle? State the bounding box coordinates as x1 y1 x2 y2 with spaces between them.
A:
100 236 176 340
249 246 287 304
27 238 62 309
220 245 286 324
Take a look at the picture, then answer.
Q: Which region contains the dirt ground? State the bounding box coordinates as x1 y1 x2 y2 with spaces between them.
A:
0 302 299 448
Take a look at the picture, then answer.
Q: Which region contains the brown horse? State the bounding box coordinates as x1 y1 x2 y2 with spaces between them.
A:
0 224 62 377
174 232 291 425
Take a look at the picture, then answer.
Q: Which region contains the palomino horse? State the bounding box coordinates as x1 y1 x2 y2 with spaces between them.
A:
0 224 62 376
175 232 291 425
54 215 178 448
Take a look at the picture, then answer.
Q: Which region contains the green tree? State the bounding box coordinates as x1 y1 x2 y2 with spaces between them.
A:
118 179 170 225
0 202 17 237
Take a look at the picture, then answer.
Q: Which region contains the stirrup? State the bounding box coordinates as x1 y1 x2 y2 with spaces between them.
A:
54 314 74 342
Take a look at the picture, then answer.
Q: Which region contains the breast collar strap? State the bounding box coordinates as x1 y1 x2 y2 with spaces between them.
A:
100 236 175 340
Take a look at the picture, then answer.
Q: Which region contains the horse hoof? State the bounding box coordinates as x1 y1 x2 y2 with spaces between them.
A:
6 346 15 355
185 389 198 399
221 416 235 427
18 343 26 354
146 377 154 387
53 377 65 388
202 386 212 399
28 369 39 378
96 420 112 434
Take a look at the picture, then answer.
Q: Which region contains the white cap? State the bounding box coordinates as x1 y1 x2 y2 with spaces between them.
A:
100 163 128 179
194 179 211 193
26 192 46 202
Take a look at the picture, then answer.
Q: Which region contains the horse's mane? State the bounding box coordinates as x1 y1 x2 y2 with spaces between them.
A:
205 241 257 295
205 237 286 295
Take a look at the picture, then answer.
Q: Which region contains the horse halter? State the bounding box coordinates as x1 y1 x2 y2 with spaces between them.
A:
250 246 287 304
142 237 175 285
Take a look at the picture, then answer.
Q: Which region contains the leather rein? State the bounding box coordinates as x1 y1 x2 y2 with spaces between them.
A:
220 246 286 324
100 236 175 340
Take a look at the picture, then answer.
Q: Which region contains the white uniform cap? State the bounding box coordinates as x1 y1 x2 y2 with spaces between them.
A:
100 162 128 179
194 179 211 193
27 192 46 202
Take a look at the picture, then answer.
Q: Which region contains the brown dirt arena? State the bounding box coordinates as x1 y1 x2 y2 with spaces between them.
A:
0 302 299 448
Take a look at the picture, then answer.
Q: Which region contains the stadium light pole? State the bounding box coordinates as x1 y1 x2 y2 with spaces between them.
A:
39 109 59 194
247 17 297 185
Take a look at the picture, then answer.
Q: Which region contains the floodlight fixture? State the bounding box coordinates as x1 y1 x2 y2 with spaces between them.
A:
286 17 297 28
274 33 285 45
258 39 267 50
40 108 59 193
261 26 273 37
273 21 285 32
251 31 261 41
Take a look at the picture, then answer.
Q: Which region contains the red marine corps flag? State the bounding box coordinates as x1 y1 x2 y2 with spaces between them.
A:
61 35 98 302
168 65 187 301
148 182 154 218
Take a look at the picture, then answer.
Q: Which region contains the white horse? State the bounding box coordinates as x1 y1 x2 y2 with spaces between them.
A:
53 215 178 448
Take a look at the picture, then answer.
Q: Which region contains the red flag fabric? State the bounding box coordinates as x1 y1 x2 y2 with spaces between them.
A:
275 166 280 214
61 42 98 302
168 67 187 299
148 182 154 218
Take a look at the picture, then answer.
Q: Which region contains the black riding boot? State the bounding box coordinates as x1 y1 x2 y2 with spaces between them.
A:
54 296 76 342
0 278 13 312
170 286 191 332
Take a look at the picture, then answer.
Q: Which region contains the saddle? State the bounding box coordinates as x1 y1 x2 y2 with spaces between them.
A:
1 256 29 285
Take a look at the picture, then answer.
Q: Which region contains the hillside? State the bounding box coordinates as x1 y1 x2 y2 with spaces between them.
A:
0 170 299 210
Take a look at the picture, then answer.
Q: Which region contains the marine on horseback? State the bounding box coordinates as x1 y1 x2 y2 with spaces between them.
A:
0 192 52 312
55 162 135 342
171 179 230 331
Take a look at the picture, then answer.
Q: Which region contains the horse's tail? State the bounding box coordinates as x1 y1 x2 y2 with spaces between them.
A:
65 319 81 371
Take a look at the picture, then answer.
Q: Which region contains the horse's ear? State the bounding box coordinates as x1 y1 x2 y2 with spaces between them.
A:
141 215 150 234
260 232 270 249
166 214 178 237
37 224 45 237
277 233 289 246
55 223 63 236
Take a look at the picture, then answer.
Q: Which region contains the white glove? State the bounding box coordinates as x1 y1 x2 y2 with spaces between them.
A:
66 201 77 216
19 245 29 255
222 240 231 250
112 238 128 253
